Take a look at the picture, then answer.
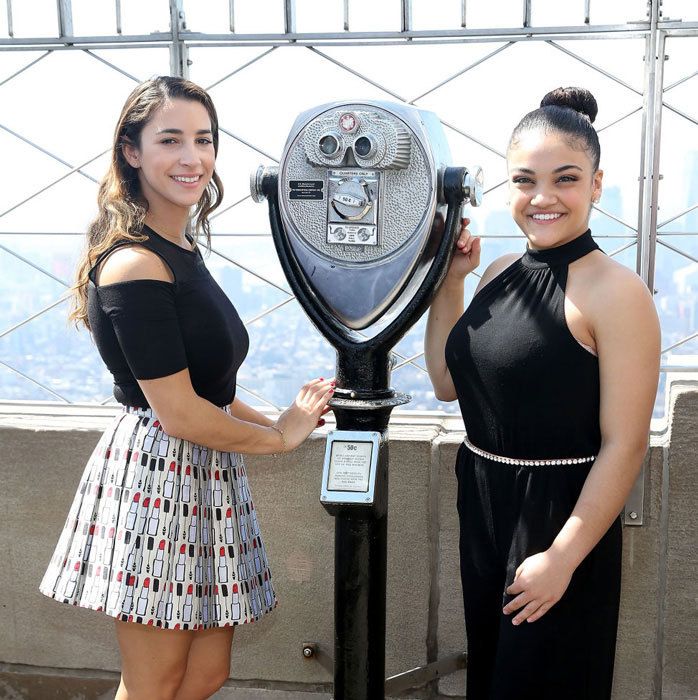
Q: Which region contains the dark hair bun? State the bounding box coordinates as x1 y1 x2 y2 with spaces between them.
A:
540 87 598 124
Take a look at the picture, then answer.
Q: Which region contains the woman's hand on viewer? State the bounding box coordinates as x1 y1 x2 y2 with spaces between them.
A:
274 378 335 451
446 218 481 282
502 548 575 625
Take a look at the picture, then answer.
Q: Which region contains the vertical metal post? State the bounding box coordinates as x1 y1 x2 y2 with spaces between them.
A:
6 0 13 37
344 0 350 31
284 0 296 34
115 0 122 34
228 0 235 33
584 0 591 24
333 404 391 700
169 0 189 78
523 0 532 27
56 0 73 38
401 0 412 33
461 0 467 28
636 0 665 289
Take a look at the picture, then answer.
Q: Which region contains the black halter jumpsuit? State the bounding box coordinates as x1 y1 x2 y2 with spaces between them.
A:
445 230 622 700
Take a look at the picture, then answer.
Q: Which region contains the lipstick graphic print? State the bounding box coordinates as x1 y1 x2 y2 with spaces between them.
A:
125 492 140 530
153 540 166 578
39 405 277 628
63 561 80 599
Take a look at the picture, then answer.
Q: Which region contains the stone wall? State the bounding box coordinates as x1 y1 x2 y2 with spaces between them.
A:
0 378 696 698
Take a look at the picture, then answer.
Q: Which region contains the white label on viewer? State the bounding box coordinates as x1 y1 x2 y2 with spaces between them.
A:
327 441 373 492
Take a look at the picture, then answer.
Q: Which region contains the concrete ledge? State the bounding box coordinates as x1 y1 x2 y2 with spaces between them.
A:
1 378 696 699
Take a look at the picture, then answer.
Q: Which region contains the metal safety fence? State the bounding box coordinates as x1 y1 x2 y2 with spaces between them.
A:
0 0 696 417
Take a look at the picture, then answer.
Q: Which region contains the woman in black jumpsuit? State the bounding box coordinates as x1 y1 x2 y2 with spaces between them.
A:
425 88 660 699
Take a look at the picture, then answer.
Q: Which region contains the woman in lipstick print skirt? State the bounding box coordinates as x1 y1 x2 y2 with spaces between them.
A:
40 76 334 700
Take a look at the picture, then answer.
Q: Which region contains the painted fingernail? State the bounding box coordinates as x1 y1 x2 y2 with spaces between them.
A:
319 377 324 381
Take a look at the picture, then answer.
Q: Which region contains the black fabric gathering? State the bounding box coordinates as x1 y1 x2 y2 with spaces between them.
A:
87 225 249 408
445 230 622 700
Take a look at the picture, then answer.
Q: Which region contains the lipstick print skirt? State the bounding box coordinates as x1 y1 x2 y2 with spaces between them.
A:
39 406 277 629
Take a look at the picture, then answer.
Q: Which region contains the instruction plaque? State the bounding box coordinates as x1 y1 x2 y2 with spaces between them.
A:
320 430 380 505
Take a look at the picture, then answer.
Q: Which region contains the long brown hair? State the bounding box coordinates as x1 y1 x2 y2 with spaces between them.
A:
71 76 224 329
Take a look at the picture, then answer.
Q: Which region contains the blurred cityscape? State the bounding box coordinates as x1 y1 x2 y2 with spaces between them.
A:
1 176 697 420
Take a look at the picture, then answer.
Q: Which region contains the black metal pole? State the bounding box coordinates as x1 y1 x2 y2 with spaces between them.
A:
332 403 392 700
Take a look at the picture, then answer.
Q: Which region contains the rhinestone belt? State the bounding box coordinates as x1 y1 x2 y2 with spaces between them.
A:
463 436 596 466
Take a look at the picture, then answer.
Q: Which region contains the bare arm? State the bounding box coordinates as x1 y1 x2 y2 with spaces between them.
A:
548 268 660 570
229 397 274 427
504 264 660 624
98 246 333 454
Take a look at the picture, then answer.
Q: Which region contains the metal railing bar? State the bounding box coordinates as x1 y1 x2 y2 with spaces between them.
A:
115 0 122 35
591 204 638 232
308 46 408 102
440 119 507 159
664 23 698 36
0 243 70 287
204 47 277 91
0 31 657 53
210 194 253 220
657 201 698 228
0 294 69 340
101 395 117 405
0 50 51 88
218 126 280 163
660 365 698 372
584 0 591 25
0 148 109 221
183 33 652 49
461 0 467 28
57 0 74 38
401 0 412 33
243 297 295 325
664 68 698 92
607 240 637 258
0 122 99 184
209 246 292 296
475 234 638 239
210 232 271 237
82 48 140 82
408 42 514 104
484 179 508 195
597 105 643 133
343 0 349 31
662 101 698 127
0 24 657 47
283 0 296 35
0 359 71 403
393 351 425 371
0 43 170 52
656 238 698 265
236 382 283 410
523 0 531 28
228 0 235 33
6 0 13 37
661 331 698 356
547 40 642 96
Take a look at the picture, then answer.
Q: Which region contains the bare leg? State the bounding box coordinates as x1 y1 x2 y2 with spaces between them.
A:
114 620 193 700
174 627 235 700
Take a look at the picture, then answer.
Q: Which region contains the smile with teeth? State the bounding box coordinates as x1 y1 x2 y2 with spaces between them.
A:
171 175 201 183
531 213 563 221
